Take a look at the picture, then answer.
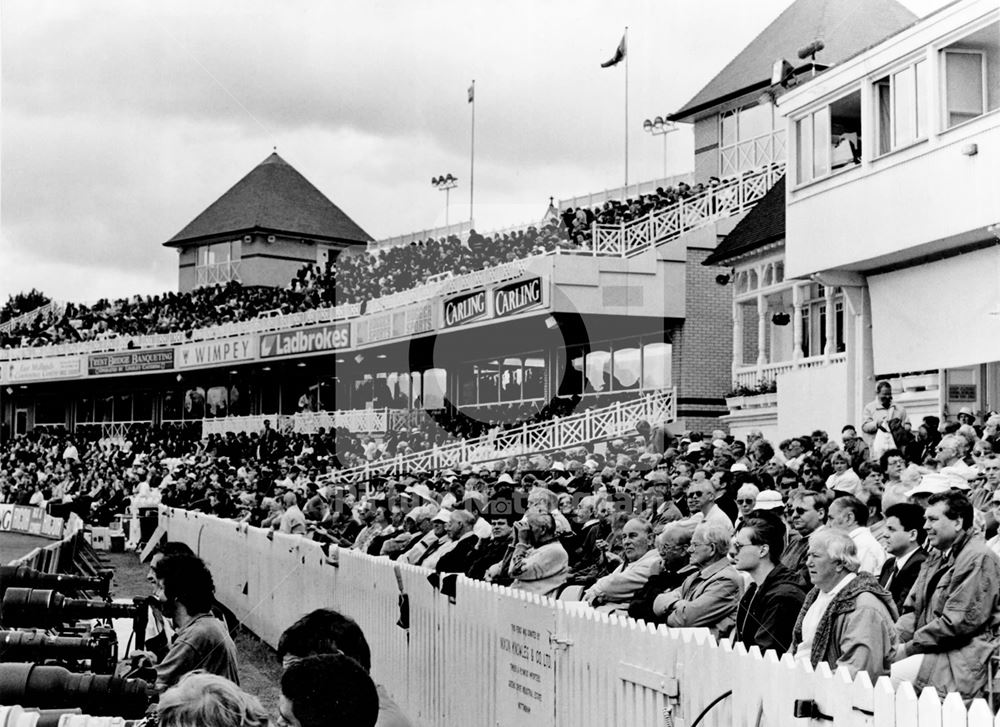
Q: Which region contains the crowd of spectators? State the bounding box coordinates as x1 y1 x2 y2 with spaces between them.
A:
0 220 575 350
559 164 782 243
169 382 1000 700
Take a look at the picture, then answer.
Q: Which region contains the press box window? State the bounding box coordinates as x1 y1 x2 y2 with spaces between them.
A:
795 90 861 185
874 60 927 155
942 22 999 129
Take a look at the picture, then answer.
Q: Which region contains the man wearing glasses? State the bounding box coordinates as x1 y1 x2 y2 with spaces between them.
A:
780 490 831 588
685 480 733 529
650 521 743 636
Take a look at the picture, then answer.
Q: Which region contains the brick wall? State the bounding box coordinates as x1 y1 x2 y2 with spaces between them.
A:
671 246 733 433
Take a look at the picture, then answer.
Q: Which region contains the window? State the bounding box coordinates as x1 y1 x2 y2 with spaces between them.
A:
795 90 861 184
875 60 927 155
719 102 786 176
941 22 999 129
195 239 243 287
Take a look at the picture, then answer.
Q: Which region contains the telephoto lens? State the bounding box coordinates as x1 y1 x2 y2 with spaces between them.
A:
0 568 112 600
0 664 154 718
0 705 85 727
0 590 140 629
0 629 118 674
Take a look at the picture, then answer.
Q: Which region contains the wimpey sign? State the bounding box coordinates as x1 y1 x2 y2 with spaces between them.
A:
177 336 257 369
260 323 350 359
2 356 84 383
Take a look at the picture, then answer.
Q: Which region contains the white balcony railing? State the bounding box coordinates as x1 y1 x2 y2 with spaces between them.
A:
733 351 847 390
195 260 242 287
199 408 415 438
582 163 785 258
0 301 65 335
332 389 676 481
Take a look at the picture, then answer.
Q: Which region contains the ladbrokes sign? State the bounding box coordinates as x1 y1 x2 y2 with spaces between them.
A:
260 323 350 359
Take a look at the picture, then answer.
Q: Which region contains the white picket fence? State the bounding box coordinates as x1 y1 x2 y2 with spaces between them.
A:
162 508 995 727
333 390 676 481
200 408 414 438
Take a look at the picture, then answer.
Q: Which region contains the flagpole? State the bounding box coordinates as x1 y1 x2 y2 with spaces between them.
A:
470 79 476 225
624 26 629 192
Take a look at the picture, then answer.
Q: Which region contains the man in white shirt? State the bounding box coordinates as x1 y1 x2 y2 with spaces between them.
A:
684 480 733 529
583 518 662 612
828 495 886 575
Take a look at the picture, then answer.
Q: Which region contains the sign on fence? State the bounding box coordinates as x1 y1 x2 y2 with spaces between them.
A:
496 596 556 727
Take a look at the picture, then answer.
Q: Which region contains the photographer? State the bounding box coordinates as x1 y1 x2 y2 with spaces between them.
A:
148 554 239 692
508 511 569 597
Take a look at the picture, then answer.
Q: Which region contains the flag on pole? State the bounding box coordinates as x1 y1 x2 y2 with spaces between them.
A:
468 83 475 103
601 34 626 68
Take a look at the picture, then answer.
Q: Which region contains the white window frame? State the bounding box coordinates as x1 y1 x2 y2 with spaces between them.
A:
793 88 861 187
941 48 987 129
873 57 928 156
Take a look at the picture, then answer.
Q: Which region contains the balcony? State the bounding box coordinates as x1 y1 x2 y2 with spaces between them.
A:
195 260 242 287
582 163 785 257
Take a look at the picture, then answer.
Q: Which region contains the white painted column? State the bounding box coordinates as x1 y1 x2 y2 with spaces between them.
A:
792 283 805 362
732 298 743 377
824 286 837 358
757 294 768 369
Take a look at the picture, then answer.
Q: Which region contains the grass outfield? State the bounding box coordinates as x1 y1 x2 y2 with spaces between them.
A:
0 532 57 565
105 550 283 716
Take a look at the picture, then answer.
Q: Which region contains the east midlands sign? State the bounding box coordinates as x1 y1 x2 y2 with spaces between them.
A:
259 323 351 359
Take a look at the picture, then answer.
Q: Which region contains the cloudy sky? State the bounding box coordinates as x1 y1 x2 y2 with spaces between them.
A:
1 0 950 303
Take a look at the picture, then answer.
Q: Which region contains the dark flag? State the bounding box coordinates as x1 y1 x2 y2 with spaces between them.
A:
601 34 626 68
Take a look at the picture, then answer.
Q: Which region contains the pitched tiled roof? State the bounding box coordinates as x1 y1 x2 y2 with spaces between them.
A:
704 176 785 266
165 153 372 247
669 0 917 121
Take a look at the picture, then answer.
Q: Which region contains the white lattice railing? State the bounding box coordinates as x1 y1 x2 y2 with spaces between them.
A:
200 408 413 438
333 389 676 480
195 260 242 287
584 163 785 258
0 301 64 335
733 351 847 390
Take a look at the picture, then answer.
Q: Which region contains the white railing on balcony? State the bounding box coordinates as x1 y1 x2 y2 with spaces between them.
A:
583 163 785 258
195 260 242 287
370 221 472 253
733 351 848 390
200 408 413 438
557 173 693 211
0 301 64 334
332 389 675 480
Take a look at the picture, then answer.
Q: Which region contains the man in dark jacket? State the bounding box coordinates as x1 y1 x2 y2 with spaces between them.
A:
877 502 927 613
732 514 807 655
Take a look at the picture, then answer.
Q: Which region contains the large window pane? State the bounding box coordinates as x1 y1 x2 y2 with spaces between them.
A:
812 108 830 178
612 347 641 390
796 117 813 184
738 103 771 141
134 391 153 421
585 350 611 393
914 60 927 138
423 369 446 409
524 356 545 399
721 112 737 147
893 65 917 145
501 358 522 401
945 51 984 127
642 343 672 389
